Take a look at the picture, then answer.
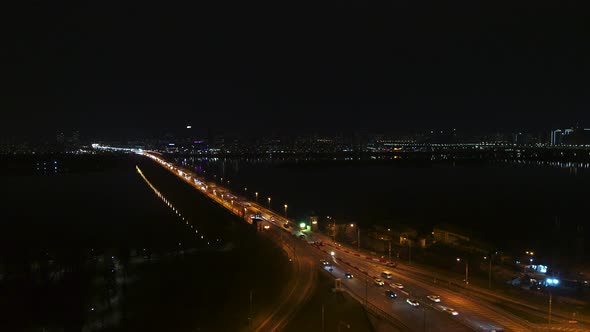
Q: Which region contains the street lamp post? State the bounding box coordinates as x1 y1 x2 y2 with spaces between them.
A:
548 289 553 324
365 277 368 307
267 197 271 209
284 204 288 218
485 255 492 289
332 218 337 243
466 259 469 285
321 304 325 332
350 224 359 250
248 290 253 329
408 239 412 265
388 240 392 263
423 306 427 332
457 258 469 285
255 192 258 203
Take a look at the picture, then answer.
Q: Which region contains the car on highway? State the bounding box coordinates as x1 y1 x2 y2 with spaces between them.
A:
385 290 397 299
390 282 404 289
406 299 420 307
283 222 290 228
426 295 440 302
320 259 330 266
374 278 385 286
345 272 354 279
386 262 398 268
381 271 393 279
443 307 459 316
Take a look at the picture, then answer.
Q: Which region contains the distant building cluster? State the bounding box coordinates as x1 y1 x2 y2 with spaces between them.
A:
3 125 590 155
550 126 590 146
0 130 87 154
134 126 590 155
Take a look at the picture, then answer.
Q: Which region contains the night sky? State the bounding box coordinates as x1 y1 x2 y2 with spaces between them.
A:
4 2 590 139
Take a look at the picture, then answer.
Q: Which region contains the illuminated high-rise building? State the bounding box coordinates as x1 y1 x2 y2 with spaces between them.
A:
550 129 562 146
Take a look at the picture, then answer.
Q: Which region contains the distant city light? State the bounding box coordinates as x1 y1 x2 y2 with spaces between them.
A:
186 125 192 129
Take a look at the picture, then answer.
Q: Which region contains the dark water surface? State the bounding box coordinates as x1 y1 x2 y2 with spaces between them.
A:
181 156 590 262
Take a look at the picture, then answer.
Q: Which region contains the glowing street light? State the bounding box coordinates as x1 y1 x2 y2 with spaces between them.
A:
284 204 288 218
267 197 271 209
300 222 306 229
255 192 258 203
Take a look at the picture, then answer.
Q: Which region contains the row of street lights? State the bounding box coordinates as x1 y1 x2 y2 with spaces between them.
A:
216 179 290 218
215 174 494 291
456 255 494 289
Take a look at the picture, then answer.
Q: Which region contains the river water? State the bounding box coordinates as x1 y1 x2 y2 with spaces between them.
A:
179 155 590 267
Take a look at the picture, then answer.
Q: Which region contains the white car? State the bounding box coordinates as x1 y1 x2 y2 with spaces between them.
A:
443 307 459 316
406 299 420 307
390 282 404 289
427 295 440 303
374 278 385 286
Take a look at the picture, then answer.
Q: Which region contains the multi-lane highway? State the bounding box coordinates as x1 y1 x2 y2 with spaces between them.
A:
137 150 588 332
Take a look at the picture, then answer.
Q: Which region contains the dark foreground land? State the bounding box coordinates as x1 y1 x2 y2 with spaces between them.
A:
284 271 375 332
